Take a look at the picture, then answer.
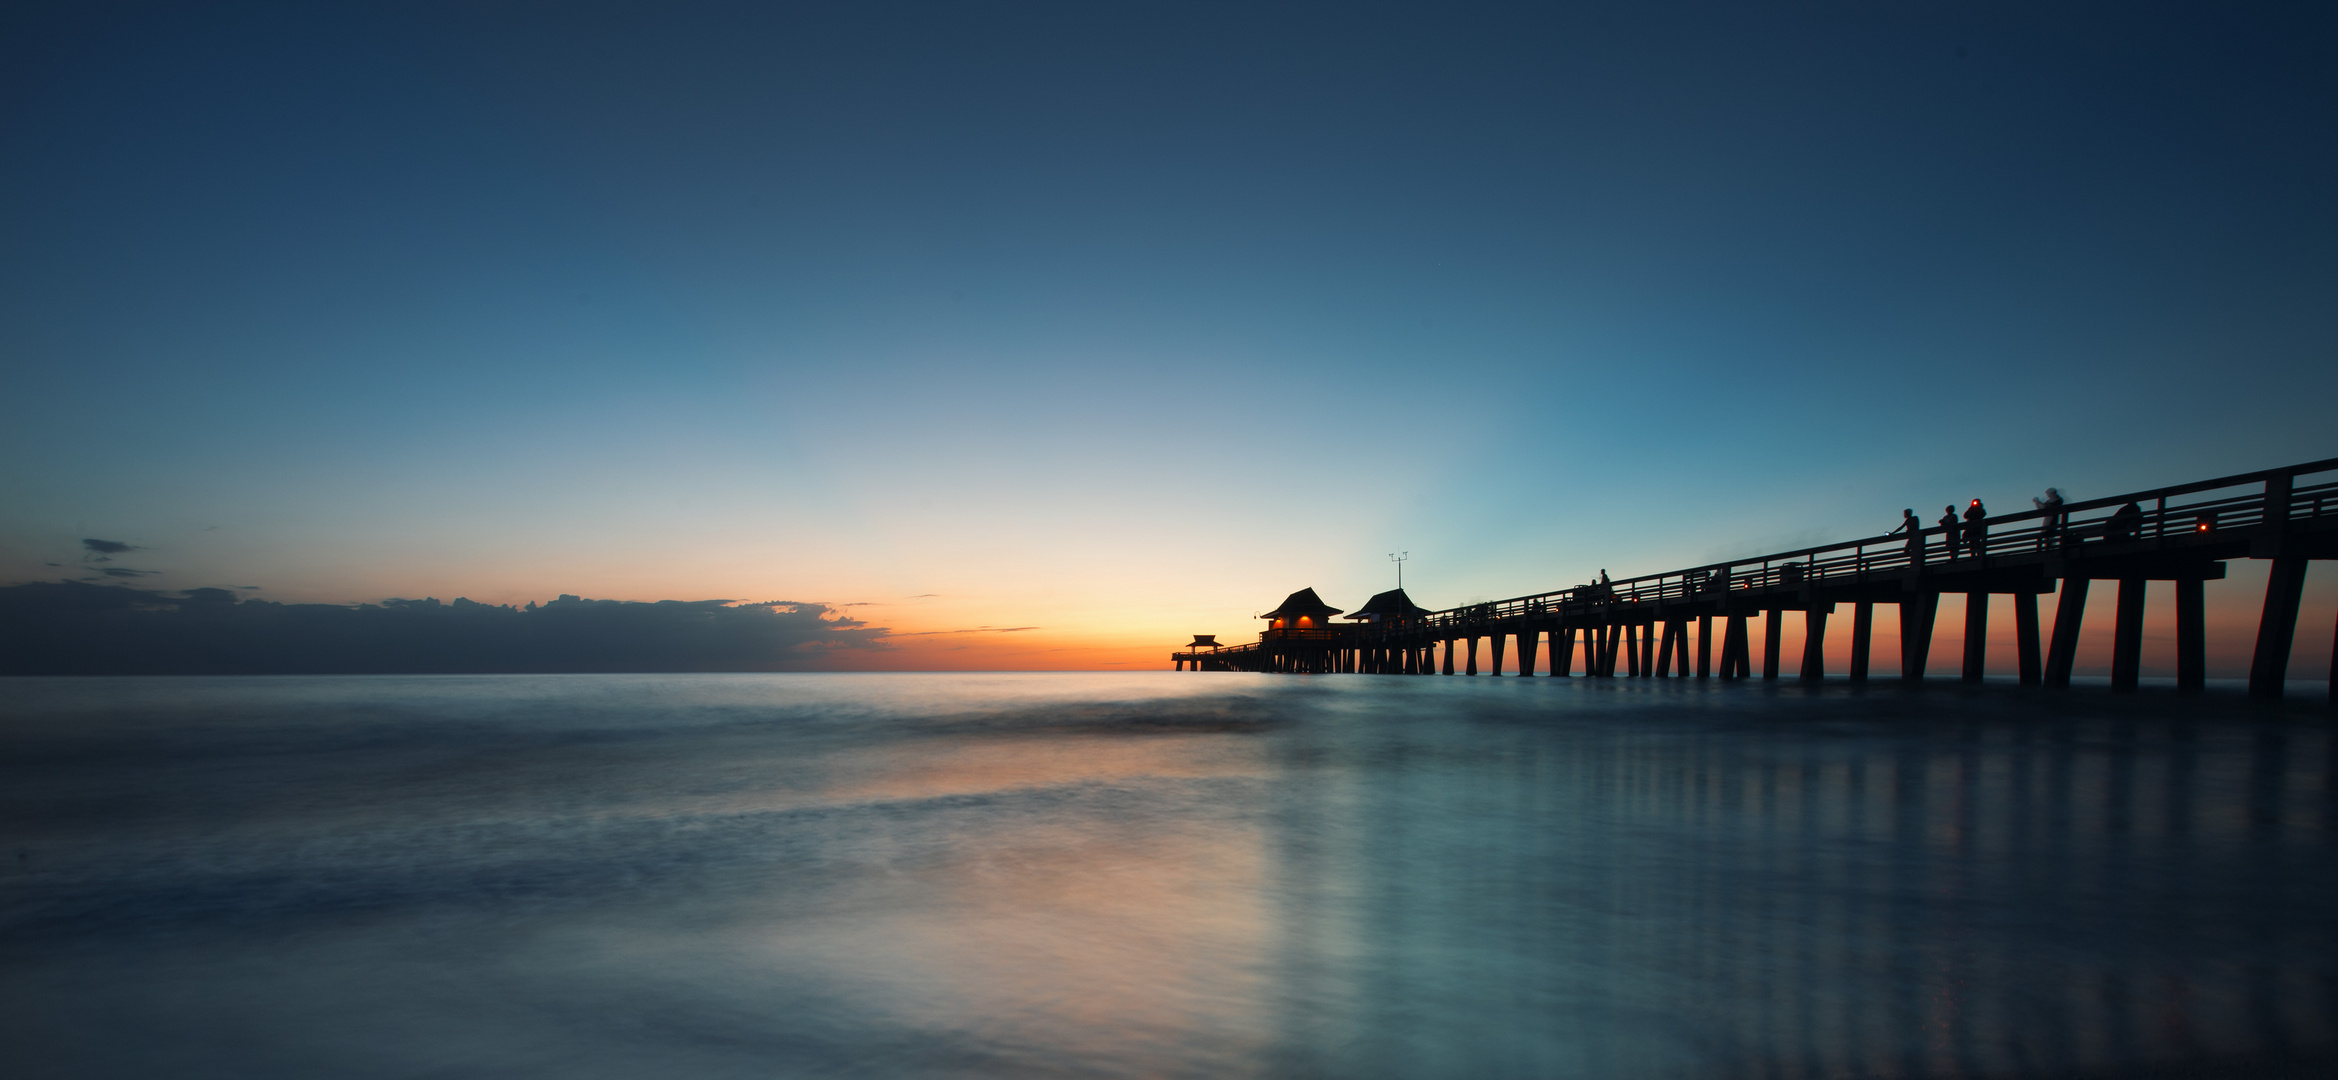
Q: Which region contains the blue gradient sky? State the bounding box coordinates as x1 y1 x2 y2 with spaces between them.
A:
3 2 2333 668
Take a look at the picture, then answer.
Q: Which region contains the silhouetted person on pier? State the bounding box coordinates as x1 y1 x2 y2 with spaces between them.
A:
2104 500 2144 543
1890 508 1924 564
2033 487 2064 549
1939 506 1962 558
1963 499 1988 557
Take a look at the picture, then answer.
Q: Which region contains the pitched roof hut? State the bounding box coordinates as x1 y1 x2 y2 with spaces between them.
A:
1347 587 1431 625
1260 588 1342 630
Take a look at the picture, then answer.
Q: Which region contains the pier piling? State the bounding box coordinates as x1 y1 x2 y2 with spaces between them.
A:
2015 592 2042 686
2046 578 2088 687
1963 592 1989 683
1850 602 1873 682
2248 557 2308 700
1902 594 1938 681
2112 578 2146 691
1801 607 1828 681
2177 577 2205 692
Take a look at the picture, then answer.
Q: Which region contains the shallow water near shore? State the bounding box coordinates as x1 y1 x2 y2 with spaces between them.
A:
3 672 2334 1078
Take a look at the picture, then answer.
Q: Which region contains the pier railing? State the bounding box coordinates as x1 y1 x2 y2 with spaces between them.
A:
1411 457 2338 633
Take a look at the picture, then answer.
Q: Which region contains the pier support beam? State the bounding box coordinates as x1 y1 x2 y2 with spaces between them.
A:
1442 638 1455 675
1465 636 1480 676
1518 629 1538 677
1801 607 1828 681
2249 556 2309 700
1963 592 1989 683
1901 593 1939 682
1490 632 1507 676
2015 592 2041 686
2176 577 2205 692
1554 628 1574 677
1850 602 1873 682
1626 623 1643 677
1697 615 1712 679
1762 608 1783 680
1655 620 1678 677
2045 578 2088 687
1721 615 1750 679
2112 578 2145 692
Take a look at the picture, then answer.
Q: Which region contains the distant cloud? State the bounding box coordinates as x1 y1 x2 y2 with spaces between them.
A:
908 593 941 599
0 582 893 675
894 625 1042 636
99 567 159 578
79 539 144 565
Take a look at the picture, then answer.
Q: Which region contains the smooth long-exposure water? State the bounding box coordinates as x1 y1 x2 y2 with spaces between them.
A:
3 673 2333 1078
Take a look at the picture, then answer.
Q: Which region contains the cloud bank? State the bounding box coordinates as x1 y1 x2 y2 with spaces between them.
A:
0 582 889 675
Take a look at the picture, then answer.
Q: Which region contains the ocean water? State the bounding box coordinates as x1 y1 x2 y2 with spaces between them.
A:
2 673 2334 1079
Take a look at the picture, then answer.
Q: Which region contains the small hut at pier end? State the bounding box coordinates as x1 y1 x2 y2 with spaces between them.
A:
1260 588 1342 631
1172 634 1226 671
1346 588 1431 628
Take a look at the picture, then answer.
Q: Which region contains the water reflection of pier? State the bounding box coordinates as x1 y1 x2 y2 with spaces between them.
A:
1259 701 2338 1077
1176 458 2338 702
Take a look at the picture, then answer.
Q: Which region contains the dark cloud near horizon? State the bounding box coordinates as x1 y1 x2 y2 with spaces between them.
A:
81 539 138 555
98 568 160 578
0 582 890 675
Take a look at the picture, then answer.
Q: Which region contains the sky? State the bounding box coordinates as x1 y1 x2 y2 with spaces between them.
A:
2 1 2334 672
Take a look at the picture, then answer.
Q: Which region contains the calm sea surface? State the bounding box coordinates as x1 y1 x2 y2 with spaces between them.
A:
3 673 2334 1078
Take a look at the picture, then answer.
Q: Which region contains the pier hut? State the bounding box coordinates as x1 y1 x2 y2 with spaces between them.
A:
1173 635 1224 671
1349 588 1433 673
1257 588 1349 672
1348 588 1431 626
1262 588 1341 630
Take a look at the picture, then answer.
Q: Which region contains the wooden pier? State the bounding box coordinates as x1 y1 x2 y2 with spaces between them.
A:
1173 458 2338 701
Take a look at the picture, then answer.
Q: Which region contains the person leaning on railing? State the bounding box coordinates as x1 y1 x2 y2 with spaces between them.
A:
2032 488 2065 549
2103 501 2144 543
1890 508 1924 564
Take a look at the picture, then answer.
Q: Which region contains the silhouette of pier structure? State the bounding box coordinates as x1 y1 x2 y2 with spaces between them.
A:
1173 458 2338 701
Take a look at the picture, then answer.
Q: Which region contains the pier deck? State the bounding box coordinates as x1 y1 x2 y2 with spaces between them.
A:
1174 458 2338 701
